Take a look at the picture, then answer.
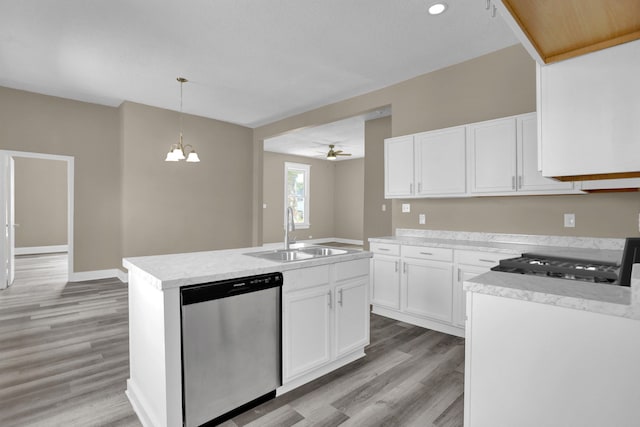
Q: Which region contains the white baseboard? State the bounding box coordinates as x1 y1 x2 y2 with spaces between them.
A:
15 245 68 255
69 268 127 283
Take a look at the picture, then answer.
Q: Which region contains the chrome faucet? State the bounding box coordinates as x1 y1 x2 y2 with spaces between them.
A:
285 206 296 250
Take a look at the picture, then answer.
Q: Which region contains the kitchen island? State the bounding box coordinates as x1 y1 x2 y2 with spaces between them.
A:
123 245 372 427
463 261 640 427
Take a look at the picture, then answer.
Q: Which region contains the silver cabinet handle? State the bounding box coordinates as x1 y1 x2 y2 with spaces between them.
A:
511 176 516 190
518 175 523 189
378 248 390 251
479 259 496 263
417 182 422 193
403 262 407 274
420 252 433 256
458 268 462 282
491 4 497 17
338 289 343 307
485 0 490 10
409 183 413 194
395 261 399 272
328 291 332 309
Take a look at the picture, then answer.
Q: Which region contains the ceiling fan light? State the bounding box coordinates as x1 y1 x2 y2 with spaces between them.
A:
327 154 337 160
428 2 447 15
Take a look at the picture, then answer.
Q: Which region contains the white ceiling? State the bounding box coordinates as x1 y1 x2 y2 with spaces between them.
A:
264 107 391 160
0 1 518 130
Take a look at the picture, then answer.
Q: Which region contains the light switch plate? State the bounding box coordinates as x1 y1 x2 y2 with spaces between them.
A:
402 203 410 213
419 214 426 225
382 204 386 212
564 213 575 228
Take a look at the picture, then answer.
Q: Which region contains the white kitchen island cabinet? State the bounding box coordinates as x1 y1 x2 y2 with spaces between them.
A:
123 247 371 427
281 259 370 391
464 291 640 427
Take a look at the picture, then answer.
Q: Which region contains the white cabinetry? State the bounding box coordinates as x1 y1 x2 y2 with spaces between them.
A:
538 39 640 178
384 113 578 199
468 117 518 193
464 291 640 427
384 126 467 198
414 127 467 196
453 250 517 328
370 242 401 309
371 243 461 337
384 135 414 197
402 246 453 323
282 259 369 389
468 113 573 195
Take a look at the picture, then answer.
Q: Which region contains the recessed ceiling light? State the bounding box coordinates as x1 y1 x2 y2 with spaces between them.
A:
428 2 447 15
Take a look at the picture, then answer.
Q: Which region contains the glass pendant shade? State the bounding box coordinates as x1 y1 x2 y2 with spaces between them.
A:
186 151 200 162
172 147 186 160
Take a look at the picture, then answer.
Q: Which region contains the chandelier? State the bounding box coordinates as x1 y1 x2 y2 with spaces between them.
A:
165 77 200 162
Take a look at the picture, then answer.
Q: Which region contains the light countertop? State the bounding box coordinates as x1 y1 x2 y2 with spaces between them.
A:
123 245 372 290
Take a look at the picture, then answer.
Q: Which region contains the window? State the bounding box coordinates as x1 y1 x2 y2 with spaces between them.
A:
284 162 310 229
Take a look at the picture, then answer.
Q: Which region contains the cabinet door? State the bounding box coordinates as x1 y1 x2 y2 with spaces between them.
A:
415 126 467 196
453 264 489 328
283 286 332 382
384 135 414 198
517 113 574 192
371 255 400 309
468 118 517 193
403 259 453 322
335 279 369 357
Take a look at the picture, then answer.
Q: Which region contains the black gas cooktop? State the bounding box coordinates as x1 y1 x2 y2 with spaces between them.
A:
491 253 621 285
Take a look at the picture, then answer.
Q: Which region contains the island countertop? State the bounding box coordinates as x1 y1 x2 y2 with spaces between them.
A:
123 245 372 290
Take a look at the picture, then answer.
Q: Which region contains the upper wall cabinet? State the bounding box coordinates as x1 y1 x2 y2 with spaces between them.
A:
384 126 466 199
415 127 466 196
467 113 574 195
384 135 414 197
385 113 578 199
537 39 640 180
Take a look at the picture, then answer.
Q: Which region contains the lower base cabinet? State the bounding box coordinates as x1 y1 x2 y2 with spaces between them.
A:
282 259 370 386
371 244 518 337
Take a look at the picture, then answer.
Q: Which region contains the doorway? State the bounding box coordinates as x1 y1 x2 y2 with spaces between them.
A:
0 150 74 289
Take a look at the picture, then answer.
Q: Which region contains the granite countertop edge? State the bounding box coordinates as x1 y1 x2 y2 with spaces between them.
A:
123 247 372 291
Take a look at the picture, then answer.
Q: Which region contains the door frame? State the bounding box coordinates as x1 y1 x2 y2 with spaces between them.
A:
0 150 74 288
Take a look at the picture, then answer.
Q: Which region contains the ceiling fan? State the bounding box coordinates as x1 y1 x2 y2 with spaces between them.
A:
326 144 351 160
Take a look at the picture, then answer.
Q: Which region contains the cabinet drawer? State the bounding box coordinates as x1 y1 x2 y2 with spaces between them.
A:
370 242 400 256
283 265 330 292
402 245 452 262
454 250 516 267
334 258 370 282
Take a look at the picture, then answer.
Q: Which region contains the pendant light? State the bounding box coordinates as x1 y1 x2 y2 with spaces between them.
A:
165 77 200 162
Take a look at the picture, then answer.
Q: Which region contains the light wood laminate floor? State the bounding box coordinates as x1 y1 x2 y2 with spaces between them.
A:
0 254 464 427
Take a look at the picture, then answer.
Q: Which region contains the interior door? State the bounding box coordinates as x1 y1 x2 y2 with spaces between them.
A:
0 153 15 289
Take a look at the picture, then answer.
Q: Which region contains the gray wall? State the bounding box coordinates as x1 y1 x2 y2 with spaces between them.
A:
0 86 121 272
254 45 640 240
121 102 254 257
263 152 336 244
363 116 393 249
334 158 364 241
263 153 365 244
14 157 67 248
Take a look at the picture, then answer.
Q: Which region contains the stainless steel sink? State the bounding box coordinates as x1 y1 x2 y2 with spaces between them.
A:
245 246 350 262
298 246 348 256
246 249 314 262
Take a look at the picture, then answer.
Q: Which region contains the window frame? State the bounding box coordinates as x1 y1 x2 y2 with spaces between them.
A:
283 162 310 229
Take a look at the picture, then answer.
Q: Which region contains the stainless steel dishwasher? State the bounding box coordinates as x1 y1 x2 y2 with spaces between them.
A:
180 272 282 427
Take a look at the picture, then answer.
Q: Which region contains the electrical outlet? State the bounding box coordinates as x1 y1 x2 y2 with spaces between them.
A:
402 203 411 213
419 214 426 225
263 203 267 209
564 213 575 228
